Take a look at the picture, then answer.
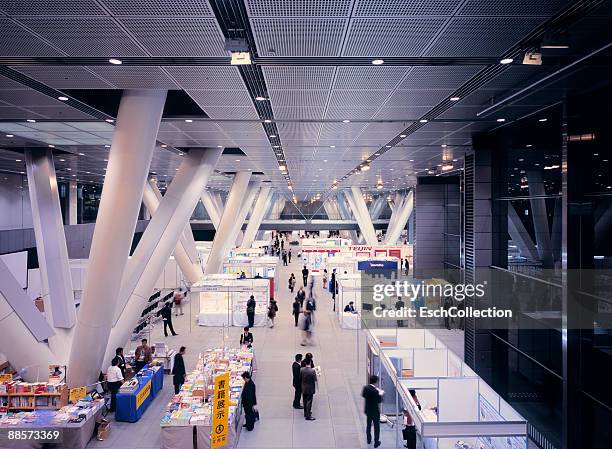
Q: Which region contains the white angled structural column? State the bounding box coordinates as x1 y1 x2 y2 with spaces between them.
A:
508 203 540 262
385 190 413 244
68 180 78 225
68 89 167 387
105 148 222 365
347 187 377 245
527 171 554 268
233 181 261 247
205 172 252 275
201 190 222 229
241 185 272 248
337 192 359 243
142 180 203 284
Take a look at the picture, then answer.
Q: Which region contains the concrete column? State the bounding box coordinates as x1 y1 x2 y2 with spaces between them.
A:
213 192 224 216
149 180 199 268
141 181 203 285
25 149 75 329
385 190 413 244
241 186 272 248
68 181 78 225
370 195 386 220
106 148 222 365
256 193 277 240
386 193 405 241
527 171 554 268
337 192 359 243
201 190 221 229
348 187 377 245
25 149 75 363
67 89 167 387
233 181 261 247
204 172 252 275
508 203 540 262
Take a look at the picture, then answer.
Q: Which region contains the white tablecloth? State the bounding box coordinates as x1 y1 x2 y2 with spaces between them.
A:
341 312 361 329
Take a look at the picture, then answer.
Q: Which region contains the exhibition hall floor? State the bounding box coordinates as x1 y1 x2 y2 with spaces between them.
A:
87 257 463 449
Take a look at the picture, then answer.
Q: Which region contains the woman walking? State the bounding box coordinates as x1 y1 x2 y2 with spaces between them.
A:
267 299 279 328
288 273 296 293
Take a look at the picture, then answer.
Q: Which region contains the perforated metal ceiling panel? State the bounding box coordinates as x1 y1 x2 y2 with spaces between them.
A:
119 18 227 56
458 0 570 16
425 17 546 56
17 17 146 56
0 18 63 56
0 0 106 16
262 67 336 90
89 67 179 89
328 90 391 109
246 0 352 17
100 0 214 17
164 66 246 90
353 0 463 16
10 66 114 89
343 18 446 56
398 66 485 89
333 66 409 90
385 89 455 107
251 18 347 56
268 89 328 108
186 89 254 108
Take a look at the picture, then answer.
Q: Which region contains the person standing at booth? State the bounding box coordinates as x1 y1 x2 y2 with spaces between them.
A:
172 346 186 394
362 375 383 448
112 347 126 378
300 359 317 420
135 339 152 372
241 371 258 431
161 302 178 337
292 354 303 409
302 265 309 287
240 326 254 348
246 295 256 328
106 358 124 413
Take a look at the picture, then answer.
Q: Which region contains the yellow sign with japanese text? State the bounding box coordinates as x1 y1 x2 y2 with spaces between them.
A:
69 386 86 403
136 380 151 409
0 374 12 382
211 372 230 449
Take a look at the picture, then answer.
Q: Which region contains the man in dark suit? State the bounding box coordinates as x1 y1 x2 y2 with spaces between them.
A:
300 360 317 421
112 347 127 378
241 371 257 431
172 346 186 394
302 265 309 287
362 375 383 447
292 354 303 409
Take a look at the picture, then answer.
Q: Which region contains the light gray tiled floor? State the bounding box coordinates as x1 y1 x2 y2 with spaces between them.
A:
87 253 403 449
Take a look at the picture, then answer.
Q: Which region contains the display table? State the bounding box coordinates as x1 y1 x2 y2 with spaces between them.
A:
116 365 164 423
160 348 254 449
0 400 104 449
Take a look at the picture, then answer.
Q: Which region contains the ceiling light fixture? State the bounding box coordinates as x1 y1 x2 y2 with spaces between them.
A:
279 165 287 171
269 135 276 138
361 164 370 172
104 145 110 148
538 118 548 122
59 158 65 162
161 144 167 148
419 119 428 123
48 145 55 148
264 119 272 123
58 96 69 101
185 119 193 123
105 119 114 123
371 59 384 65
255 96 266 101
5 134 14 137
400 134 406 138
500 58 514 64
78 153 85 156
15 159 21 162
342 119 350 123
496 118 506 122
108 58 123 65
26 119 36 123
450 96 460 101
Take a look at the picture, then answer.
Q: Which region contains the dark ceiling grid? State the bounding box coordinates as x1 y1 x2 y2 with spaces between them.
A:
329 0 607 200
207 0 295 201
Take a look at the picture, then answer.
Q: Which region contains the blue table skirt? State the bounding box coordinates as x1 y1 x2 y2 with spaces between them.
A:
115 365 164 422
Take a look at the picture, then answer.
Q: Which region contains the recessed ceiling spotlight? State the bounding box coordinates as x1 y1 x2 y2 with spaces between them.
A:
5 134 14 137
409 159 414 162
235 159 241 162
161 144 167 148
185 119 193 123
385 145 391 148
26 119 36 123
78 152 85 156
175 168 179 171
217 145 223 148
500 58 514 64
255 96 266 101
526 144 532 148
371 59 384 65
361 164 370 172
419 119 428 123
59 158 65 162
538 118 548 122
58 96 69 101
264 119 272 123
496 118 506 122
109 58 122 65
178 152 184 156
330 145 335 148
48 145 55 148
269 135 276 138
323 159 328 162
104 145 110 148
450 96 460 101
400 134 406 138
342 119 350 123
66 168 71 171
15 159 21 162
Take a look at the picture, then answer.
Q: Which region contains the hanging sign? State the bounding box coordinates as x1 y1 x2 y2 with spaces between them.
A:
69 386 86 403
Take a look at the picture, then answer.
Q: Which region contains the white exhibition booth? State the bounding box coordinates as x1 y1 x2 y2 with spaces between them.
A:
366 329 528 449
229 247 265 258
193 275 270 327
336 275 362 329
